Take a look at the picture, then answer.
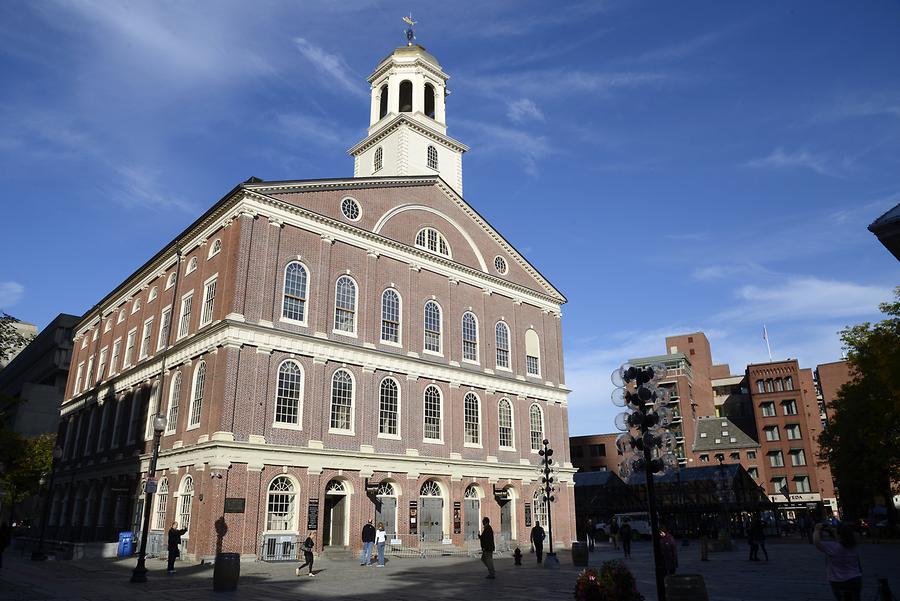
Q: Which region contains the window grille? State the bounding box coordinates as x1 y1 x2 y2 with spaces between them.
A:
381 289 400 343
282 262 308 322
464 485 479 499
330 370 353 431
189 362 205 427
167 372 182 431
154 479 168 530
498 399 513 448
462 312 478 361
374 147 383 172
200 279 217 326
427 145 438 169
420 481 441 497
379 378 399 435
423 386 442 440
177 294 193 339
266 477 295 531
424 301 441 353
275 361 302 425
464 392 480 444
334 276 356 333
530 405 543 451
415 227 449 256
178 477 194 532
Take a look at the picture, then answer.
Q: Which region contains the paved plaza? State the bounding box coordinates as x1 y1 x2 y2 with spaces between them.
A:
2 539 899 601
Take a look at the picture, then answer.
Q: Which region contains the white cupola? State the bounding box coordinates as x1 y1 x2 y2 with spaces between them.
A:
348 43 468 195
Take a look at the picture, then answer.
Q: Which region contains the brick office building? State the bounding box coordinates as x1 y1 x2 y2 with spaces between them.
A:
47 42 575 560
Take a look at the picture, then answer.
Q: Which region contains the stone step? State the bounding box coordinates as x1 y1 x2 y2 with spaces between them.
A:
323 546 355 561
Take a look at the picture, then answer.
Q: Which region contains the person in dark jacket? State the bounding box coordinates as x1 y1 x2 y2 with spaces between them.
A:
609 519 620 551
530 521 546 564
297 532 316 577
585 518 595 551
360 519 376 565
479 517 496 578
620 520 633 558
750 519 768 561
167 521 188 574
660 525 678 575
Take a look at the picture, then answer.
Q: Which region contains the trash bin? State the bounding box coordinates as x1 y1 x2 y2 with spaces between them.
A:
665 574 709 601
213 553 241 592
117 532 134 558
571 541 589 567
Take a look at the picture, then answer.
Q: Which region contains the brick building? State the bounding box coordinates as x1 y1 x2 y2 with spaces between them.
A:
47 42 575 560
569 433 619 473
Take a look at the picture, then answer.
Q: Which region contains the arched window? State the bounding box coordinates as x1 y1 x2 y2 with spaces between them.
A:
427 145 438 170
423 385 442 441
525 329 541 376
462 312 478 362
529 404 544 451
188 361 205 428
166 371 182 433
495 322 510 369
756 379 765 394
464 485 480 499
148 287 158 303
399 80 412 112
282 262 308 323
378 84 388 119
415 227 450 256
379 378 399 436
374 146 383 172
381 289 401 343
424 83 436 119
420 480 441 497
166 273 176 289
498 398 514 448
464 392 480 445
104 319 112 333
424 301 442 353
186 257 197 274
266 476 296 532
533 489 548 528
208 239 222 258
118 309 126 323
153 478 168 530
177 476 194 532
275 360 303 426
333 276 357 334
330 369 354 432
785 376 794 390
377 482 396 497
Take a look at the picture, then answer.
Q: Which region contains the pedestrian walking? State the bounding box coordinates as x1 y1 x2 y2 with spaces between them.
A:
620 519 632 559
479 517 496 579
660 525 678 575
814 523 862 601
530 521 545 564
609 519 620 551
751 519 768 561
0 522 10 569
375 522 386 567
166 521 188 574
699 518 713 561
296 532 316 577
585 517 595 552
360 519 376 565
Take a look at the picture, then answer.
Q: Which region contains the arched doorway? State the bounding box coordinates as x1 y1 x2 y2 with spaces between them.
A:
497 486 517 546
419 480 444 540
463 485 481 540
374 481 398 536
323 479 350 547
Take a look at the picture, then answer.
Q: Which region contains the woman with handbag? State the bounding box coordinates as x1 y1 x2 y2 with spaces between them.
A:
296 532 316 577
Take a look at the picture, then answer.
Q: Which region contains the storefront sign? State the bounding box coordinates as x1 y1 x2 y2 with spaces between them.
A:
524 503 532 527
409 500 418 535
768 493 821 503
307 498 319 531
224 498 245 513
453 501 461 534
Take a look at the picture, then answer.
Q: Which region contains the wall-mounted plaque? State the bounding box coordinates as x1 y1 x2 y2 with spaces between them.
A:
223 498 245 513
524 502 532 527
307 498 319 531
409 500 418 535
453 501 461 534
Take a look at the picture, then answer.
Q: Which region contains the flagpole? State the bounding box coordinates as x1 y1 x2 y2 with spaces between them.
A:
763 325 773 361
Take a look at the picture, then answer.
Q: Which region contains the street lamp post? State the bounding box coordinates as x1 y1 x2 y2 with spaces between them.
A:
538 439 560 568
612 362 679 601
714 454 733 549
31 446 63 561
130 414 167 583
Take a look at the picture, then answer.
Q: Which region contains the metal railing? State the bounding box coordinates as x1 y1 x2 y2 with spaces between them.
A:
260 536 299 562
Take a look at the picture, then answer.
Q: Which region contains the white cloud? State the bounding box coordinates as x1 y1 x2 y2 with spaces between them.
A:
506 99 544 124
457 119 553 176
716 277 892 323
744 147 837 177
294 37 366 99
275 113 347 148
0 281 25 308
104 165 195 213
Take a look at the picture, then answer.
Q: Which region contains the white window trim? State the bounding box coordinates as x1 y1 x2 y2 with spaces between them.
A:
148 287 158 303
109 338 122 377
328 369 356 436
414 227 452 259
97 346 109 384
74 362 84 395
498 398 516 452
376 376 402 440
124 328 137 368
81 336 87 349
118 310 126 324
279 261 310 328
340 196 362 222
263 475 300 535
495 321 512 372
185 256 198 275
461 311 480 365
139 317 154 360
186 361 205 431
104 319 112 333
207 239 222 259
423 300 443 356
199 273 218 328
422 385 444 444
165 272 177 290
272 359 304 431
529 403 545 454
379 288 403 347
176 290 194 341
131 298 141 314
164 370 182 436
332 275 359 338
157 305 172 351
463 391 483 449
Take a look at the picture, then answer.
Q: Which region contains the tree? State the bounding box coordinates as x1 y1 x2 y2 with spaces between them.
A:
0 432 56 521
818 287 900 521
0 312 34 364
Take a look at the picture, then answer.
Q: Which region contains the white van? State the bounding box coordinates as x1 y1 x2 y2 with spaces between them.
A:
612 512 652 539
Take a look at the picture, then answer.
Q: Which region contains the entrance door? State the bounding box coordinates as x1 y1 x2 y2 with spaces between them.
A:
464 499 480 540
324 495 347 546
500 500 512 541
375 496 397 536
420 498 443 539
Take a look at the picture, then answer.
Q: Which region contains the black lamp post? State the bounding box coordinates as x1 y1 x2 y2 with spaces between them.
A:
31 445 63 561
538 438 559 568
612 362 679 601
714 454 733 549
130 413 167 583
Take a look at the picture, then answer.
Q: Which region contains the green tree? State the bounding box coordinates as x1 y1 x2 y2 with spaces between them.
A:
818 287 900 521
0 312 34 364
0 432 56 520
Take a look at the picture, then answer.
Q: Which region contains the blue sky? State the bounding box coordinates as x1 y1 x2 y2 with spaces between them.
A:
1 1 898 435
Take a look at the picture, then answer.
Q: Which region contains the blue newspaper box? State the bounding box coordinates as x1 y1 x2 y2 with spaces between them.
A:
118 531 134 557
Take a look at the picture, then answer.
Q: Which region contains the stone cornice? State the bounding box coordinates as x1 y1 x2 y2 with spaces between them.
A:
347 114 469 156
368 56 448 85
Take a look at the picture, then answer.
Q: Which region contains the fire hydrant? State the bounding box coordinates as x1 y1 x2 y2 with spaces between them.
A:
513 547 522 566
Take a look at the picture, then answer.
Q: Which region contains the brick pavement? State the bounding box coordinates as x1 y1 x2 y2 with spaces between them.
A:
2 539 899 601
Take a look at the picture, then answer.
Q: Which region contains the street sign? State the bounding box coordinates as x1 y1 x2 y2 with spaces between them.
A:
145 478 157 494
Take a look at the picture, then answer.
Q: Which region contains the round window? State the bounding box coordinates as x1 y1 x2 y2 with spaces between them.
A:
494 256 508 275
341 197 361 221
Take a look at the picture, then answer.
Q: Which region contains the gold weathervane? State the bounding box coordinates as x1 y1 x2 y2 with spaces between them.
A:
403 14 417 45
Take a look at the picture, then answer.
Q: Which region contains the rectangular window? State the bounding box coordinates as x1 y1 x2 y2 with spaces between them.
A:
768 450 784 467
571 446 584 458
785 376 794 390
729 452 740 461
699 454 709 462
200 277 217 326
177 292 193 339
790 448 807 466
526 355 540 376
157 307 172 350
85 356 95 389
764 425 780 441
782 399 798 415
786 424 802 440
760 402 776 417
74 362 84 395
590 444 606 457
139 317 153 360
794 475 811 493
747 451 757 460
96 348 108 385
109 339 121 377
771 476 787 494
124 329 137 367
748 467 759 479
